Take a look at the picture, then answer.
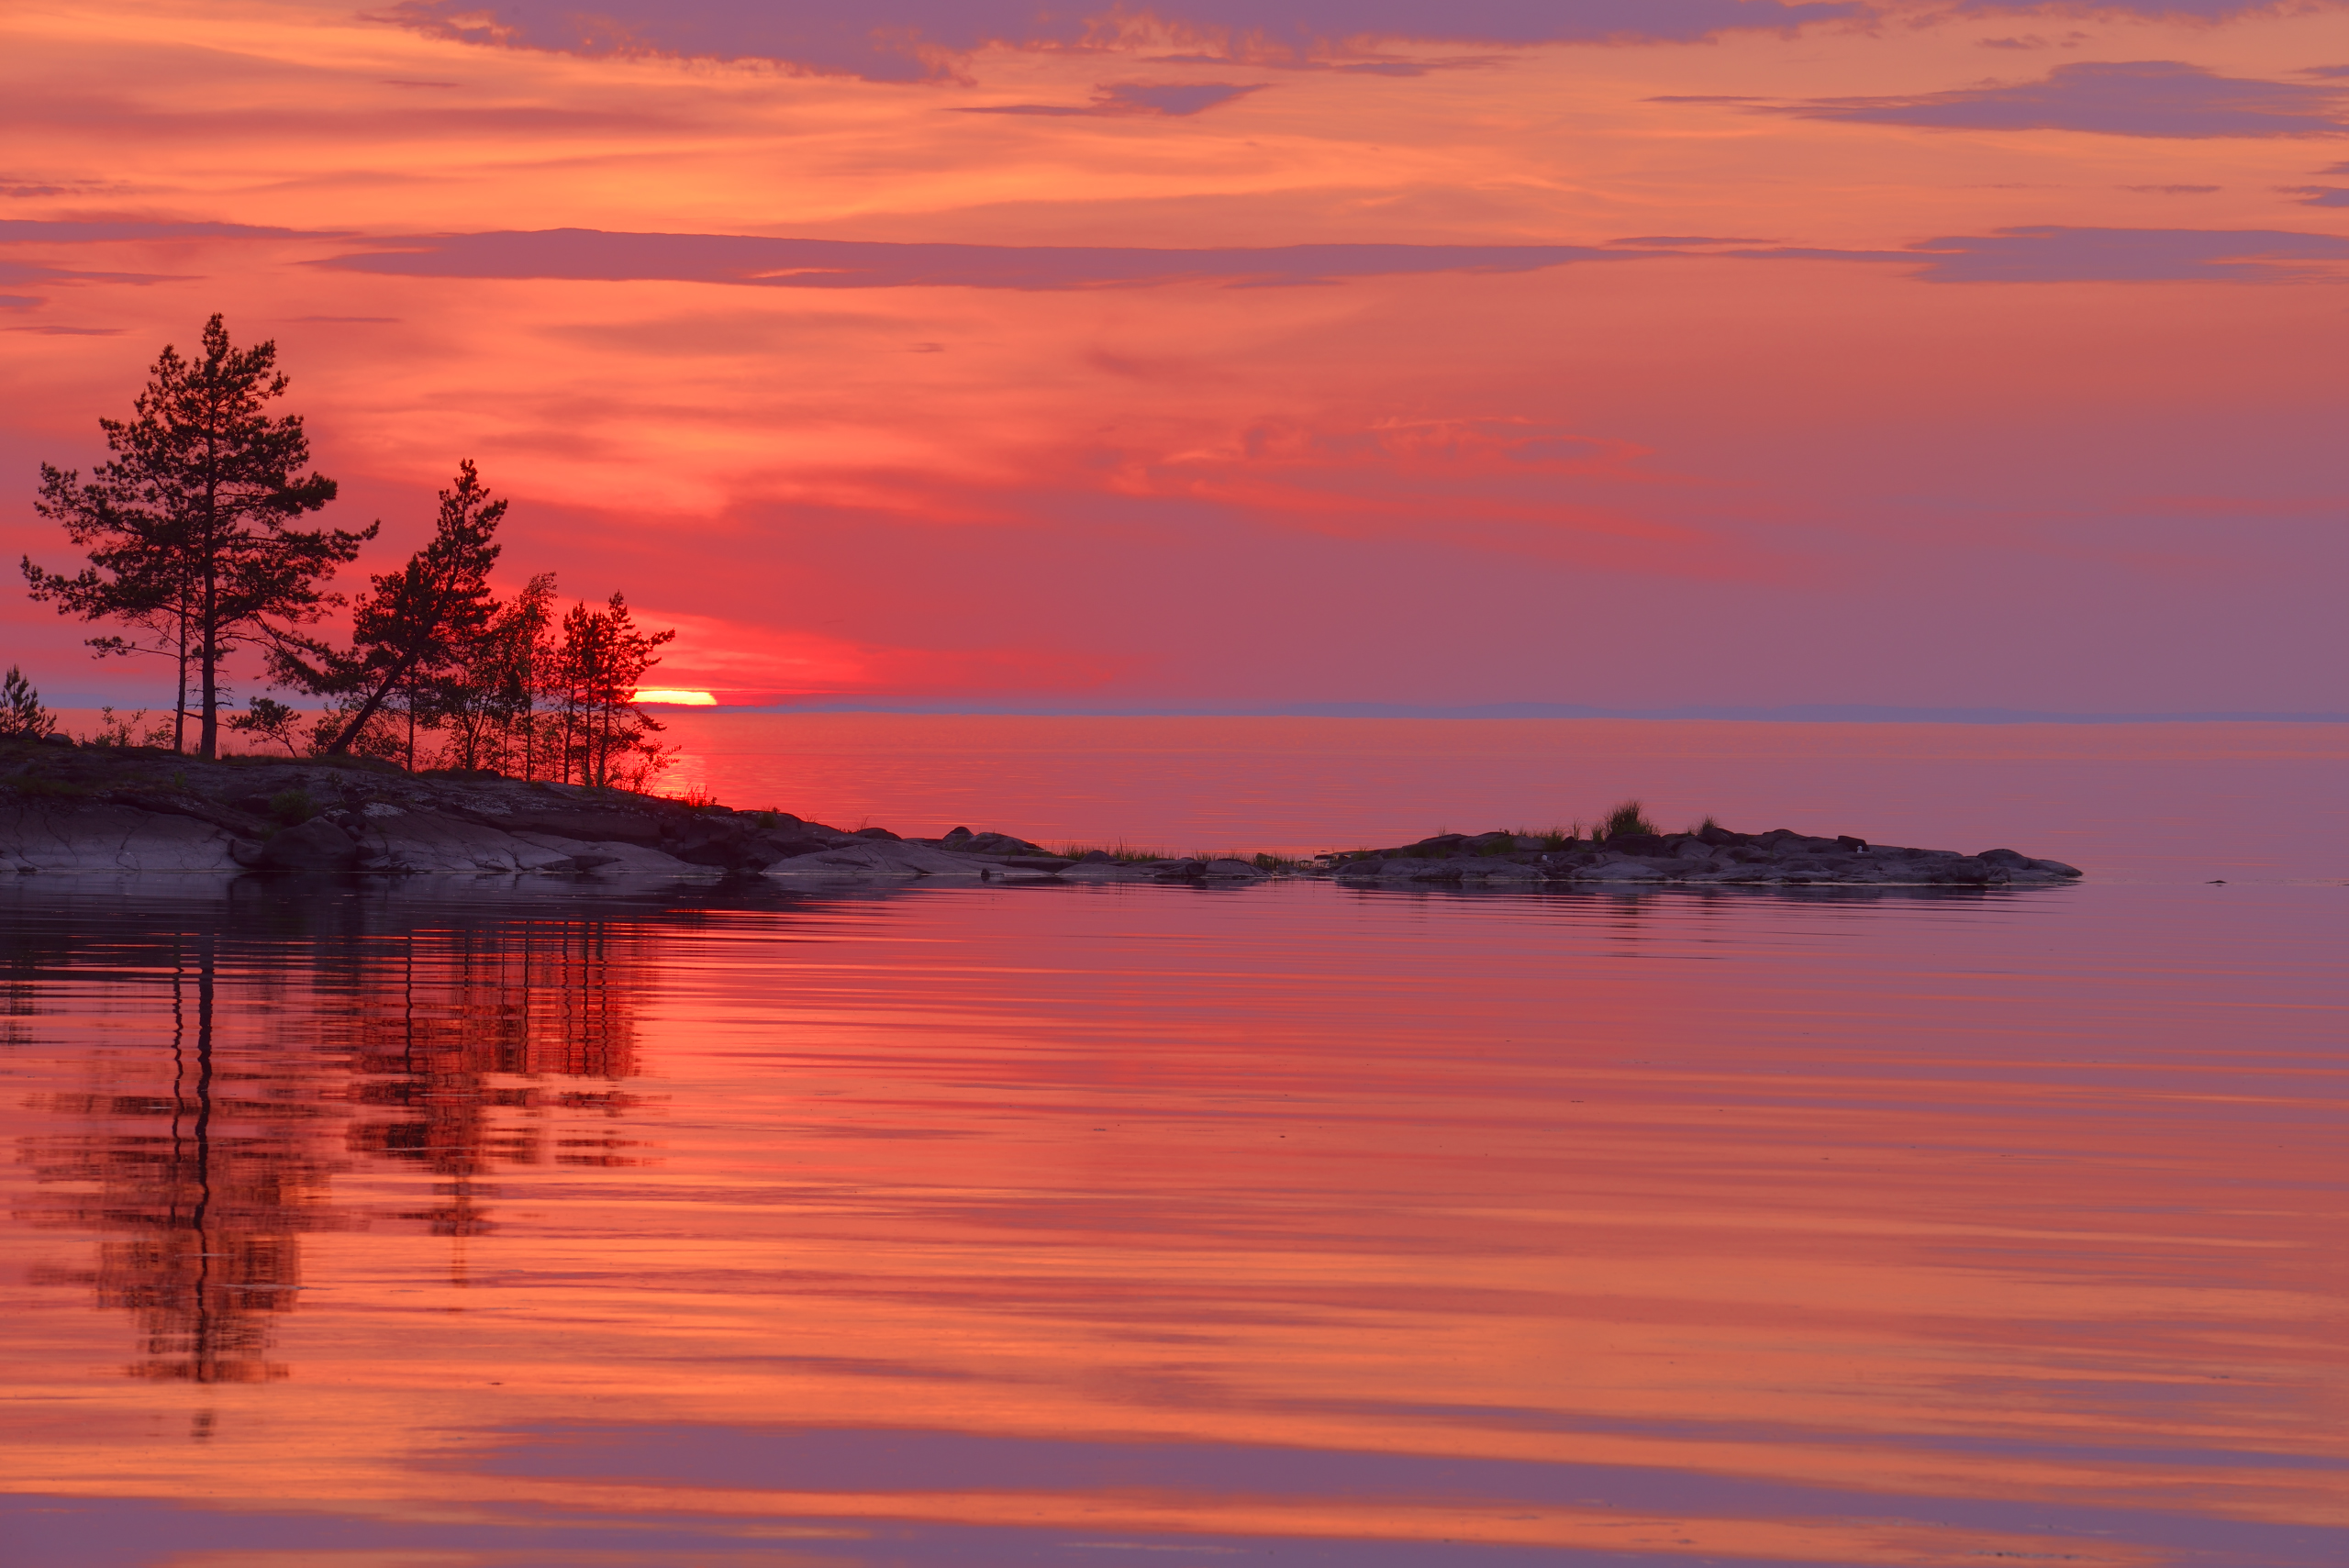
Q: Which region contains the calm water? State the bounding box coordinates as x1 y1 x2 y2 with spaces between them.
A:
3 721 2344 1567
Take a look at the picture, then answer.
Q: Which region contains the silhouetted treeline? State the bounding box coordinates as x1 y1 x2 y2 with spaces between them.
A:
24 315 676 784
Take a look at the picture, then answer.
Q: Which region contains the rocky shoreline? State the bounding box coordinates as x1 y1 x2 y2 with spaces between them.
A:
0 742 2081 887
1328 828 2079 887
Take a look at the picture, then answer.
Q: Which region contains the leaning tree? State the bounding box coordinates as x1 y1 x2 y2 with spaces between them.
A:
23 315 375 758
272 459 507 762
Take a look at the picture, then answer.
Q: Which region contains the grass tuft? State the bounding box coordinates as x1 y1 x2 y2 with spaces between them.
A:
1599 799 1657 840
267 788 317 827
1054 841 1166 863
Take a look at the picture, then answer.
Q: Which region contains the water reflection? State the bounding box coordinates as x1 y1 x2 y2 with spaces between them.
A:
339 922 652 1249
6 884 663 1382
2 876 2343 1568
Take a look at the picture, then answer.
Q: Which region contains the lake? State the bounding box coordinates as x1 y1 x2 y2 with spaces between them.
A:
3 718 2343 1567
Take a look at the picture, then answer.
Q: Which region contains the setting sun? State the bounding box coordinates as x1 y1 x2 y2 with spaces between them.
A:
630 689 716 706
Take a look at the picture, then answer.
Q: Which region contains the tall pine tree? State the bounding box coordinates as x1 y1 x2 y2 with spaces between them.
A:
24 315 373 758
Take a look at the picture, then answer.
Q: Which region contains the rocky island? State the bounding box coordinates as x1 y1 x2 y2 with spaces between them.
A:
0 740 2081 887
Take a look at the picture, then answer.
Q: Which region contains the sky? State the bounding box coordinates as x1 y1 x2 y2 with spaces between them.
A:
2 0 2344 715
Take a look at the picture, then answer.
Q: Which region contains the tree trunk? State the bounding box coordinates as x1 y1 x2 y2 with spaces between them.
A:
173 598 189 756
323 652 421 756
197 450 219 761
197 565 217 761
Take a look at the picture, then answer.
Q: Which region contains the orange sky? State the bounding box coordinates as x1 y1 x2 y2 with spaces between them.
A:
3 1 2345 712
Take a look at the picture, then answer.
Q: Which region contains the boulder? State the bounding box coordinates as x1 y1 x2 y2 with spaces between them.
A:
256 817 361 873
1577 857 1669 882
1600 833 1673 857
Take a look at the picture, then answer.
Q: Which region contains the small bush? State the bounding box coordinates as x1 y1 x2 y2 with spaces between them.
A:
1599 799 1657 840
82 706 150 750
267 788 317 827
228 697 305 757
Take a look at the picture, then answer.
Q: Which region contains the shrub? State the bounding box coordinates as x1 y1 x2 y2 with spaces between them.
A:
267 788 317 827
227 696 305 756
82 706 151 749
1600 799 1656 840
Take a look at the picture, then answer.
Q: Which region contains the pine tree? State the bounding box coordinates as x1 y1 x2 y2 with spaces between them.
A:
23 316 374 758
224 695 304 756
273 460 505 758
0 666 54 740
435 572 556 774
549 592 675 787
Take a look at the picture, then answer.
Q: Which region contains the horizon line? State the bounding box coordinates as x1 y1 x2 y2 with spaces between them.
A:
569 699 2349 724
37 697 2349 725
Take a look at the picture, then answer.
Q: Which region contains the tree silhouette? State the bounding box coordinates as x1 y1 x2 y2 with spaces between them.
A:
435 571 557 773
1 666 55 739
273 460 505 762
23 315 373 758
551 592 676 787
225 695 304 756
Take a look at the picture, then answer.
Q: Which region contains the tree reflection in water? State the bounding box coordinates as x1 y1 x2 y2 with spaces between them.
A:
7 885 657 1389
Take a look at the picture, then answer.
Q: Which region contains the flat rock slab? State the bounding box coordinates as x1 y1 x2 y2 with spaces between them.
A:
0 804 243 875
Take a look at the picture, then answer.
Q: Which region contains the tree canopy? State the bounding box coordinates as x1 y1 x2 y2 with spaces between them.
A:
272 459 506 758
24 314 373 758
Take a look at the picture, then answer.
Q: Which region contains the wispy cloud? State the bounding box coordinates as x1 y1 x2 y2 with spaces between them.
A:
1600 227 2349 282
0 219 331 242
316 228 1623 291
1767 61 2349 139
381 0 1865 82
955 83 1264 117
1899 226 2349 282
308 224 2349 295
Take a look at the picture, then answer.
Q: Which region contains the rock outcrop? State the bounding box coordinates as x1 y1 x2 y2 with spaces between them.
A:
1329 826 2081 886
0 741 2078 887
0 743 1275 884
